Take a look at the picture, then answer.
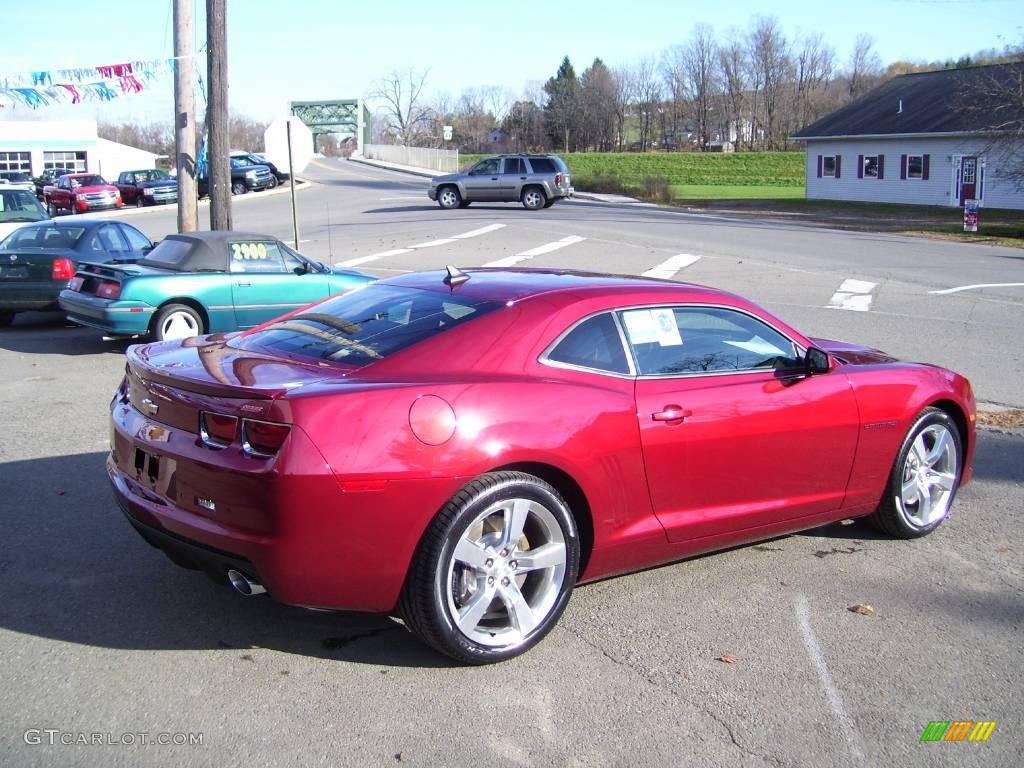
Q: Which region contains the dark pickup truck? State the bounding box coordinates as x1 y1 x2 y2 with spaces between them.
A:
116 169 178 207
198 156 275 198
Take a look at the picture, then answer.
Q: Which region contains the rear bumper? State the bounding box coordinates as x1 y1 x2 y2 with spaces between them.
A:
59 290 155 335
109 399 463 612
0 280 63 311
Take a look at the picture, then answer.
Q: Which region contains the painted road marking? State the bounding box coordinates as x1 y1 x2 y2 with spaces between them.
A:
482 235 586 268
642 253 701 279
795 594 866 765
453 223 507 239
929 282 1024 295
335 223 505 267
336 248 412 267
827 279 877 311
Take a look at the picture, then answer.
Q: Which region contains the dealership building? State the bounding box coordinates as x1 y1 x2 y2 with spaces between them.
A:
0 120 159 179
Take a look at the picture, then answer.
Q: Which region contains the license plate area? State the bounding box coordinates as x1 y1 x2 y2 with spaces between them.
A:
0 265 29 279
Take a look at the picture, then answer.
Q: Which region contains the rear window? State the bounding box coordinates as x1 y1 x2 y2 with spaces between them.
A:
138 238 192 269
232 284 501 367
0 224 84 249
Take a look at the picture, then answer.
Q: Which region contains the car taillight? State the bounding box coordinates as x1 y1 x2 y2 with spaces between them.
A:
242 418 291 457
555 173 562 186
199 411 238 447
96 281 121 299
68 276 85 291
52 258 75 280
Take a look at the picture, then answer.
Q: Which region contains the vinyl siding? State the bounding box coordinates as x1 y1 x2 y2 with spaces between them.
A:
803 136 1023 210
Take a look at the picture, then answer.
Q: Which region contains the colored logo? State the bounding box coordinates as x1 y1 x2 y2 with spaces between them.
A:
920 721 997 742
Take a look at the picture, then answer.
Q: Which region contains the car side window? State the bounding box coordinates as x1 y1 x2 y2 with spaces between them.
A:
527 158 555 174
119 224 152 251
503 158 525 174
228 241 285 273
473 158 500 175
620 306 801 376
546 312 631 375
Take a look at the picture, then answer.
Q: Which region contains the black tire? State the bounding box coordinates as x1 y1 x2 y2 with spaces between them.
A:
399 471 580 664
437 185 461 210
152 303 204 342
267 176 279 189
46 201 57 217
231 181 247 196
521 186 547 211
867 407 963 538
543 198 556 208
135 196 145 208
458 201 472 208
0 311 15 328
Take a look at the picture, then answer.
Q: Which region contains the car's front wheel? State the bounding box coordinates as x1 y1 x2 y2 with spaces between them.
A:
0 310 15 328
521 186 547 211
135 196 145 208
437 186 461 210
231 181 247 196
868 407 962 538
400 471 579 664
152 303 203 342
267 176 279 189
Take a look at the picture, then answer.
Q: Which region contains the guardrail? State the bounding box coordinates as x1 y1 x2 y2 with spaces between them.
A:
362 144 460 174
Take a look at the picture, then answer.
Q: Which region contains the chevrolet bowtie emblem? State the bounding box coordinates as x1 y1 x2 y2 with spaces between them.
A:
8 255 16 262
141 398 159 415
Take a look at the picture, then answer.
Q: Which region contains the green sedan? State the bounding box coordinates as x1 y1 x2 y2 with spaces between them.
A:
59 231 374 340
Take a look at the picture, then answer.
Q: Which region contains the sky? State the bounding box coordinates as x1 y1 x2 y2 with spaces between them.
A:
2 0 1022 125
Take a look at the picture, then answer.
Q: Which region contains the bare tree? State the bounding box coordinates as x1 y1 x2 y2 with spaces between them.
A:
848 34 883 100
748 16 791 149
683 24 719 150
792 33 836 135
632 57 662 151
661 45 688 149
612 66 637 150
718 29 749 149
370 68 435 146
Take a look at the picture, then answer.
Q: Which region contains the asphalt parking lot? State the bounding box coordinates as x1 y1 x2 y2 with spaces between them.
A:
1 161 1021 767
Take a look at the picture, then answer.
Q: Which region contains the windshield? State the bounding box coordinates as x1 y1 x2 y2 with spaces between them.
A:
136 170 171 182
0 190 49 225
0 224 85 249
71 175 107 187
232 283 500 367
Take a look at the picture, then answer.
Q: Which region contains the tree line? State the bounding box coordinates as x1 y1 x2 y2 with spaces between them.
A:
370 17 1023 154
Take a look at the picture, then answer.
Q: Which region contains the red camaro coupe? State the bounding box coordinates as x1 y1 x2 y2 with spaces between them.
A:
109 268 975 663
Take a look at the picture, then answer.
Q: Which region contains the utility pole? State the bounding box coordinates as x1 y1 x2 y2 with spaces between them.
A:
206 0 231 230
172 0 198 232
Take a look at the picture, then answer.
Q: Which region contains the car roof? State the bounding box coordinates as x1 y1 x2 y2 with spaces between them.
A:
382 268 735 304
14 219 107 231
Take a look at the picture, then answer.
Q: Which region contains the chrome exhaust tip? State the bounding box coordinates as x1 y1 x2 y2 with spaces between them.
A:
227 569 266 597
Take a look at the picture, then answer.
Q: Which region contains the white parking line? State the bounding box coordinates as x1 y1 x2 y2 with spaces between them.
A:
642 253 701 279
482 235 586 268
795 594 866 765
336 248 412 267
408 237 457 248
453 223 507 239
928 282 1024 295
827 279 877 311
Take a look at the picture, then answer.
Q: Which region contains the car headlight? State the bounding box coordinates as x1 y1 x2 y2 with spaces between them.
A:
245 170 258 179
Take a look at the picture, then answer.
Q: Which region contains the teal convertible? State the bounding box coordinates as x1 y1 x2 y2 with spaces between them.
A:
59 231 373 340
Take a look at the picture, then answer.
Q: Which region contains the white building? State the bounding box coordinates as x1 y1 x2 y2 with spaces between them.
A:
793 63 1024 211
0 120 159 181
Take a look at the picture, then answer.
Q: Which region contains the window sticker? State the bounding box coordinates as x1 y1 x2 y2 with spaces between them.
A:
724 336 786 356
231 242 269 260
622 309 659 345
651 308 683 347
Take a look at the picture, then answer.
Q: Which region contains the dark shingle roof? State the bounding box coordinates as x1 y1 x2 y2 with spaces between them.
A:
793 62 1024 139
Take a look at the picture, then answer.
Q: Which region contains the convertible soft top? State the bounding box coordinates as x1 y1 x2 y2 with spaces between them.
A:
138 231 275 273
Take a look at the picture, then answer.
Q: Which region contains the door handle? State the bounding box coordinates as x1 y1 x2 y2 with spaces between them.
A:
652 405 691 423
236 282 251 287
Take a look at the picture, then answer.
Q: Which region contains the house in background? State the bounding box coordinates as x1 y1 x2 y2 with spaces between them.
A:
792 62 1023 210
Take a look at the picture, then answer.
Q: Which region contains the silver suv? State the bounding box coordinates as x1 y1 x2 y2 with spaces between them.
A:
429 154 573 210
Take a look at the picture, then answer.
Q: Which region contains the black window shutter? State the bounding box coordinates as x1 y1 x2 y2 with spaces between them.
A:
900 154 907 180
817 155 822 178
857 155 864 179
835 155 842 178
922 154 930 180
878 155 885 179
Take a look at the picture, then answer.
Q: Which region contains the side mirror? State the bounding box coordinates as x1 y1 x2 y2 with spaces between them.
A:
293 263 310 275
805 347 831 374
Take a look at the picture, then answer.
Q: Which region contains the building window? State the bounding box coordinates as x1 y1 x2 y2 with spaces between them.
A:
823 156 837 177
900 153 930 181
0 151 31 173
43 151 87 172
863 155 879 178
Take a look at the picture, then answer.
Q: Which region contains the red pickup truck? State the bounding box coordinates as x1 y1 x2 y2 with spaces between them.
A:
43 173 123 216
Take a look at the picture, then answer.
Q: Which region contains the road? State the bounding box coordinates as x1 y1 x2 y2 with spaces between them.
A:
1 159 1021 767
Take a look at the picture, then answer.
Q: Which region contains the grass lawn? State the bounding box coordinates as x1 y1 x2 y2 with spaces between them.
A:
670 184 805 200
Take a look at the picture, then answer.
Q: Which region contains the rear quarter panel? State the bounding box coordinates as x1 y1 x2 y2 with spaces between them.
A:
124 274 236 332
